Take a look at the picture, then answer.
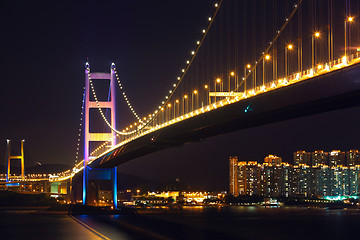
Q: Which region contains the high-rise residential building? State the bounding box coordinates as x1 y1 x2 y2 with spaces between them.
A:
261 162 293 197
264 155 282 165
231 154 360 198
238 161 261 195
294 165 313 197
348 167 359 195
237 161 246 195
313 165 331 197
346 150 360 166
293 151 311 166
312 151 328 166
229 156 239 196
329 150 346 167
329 167 347 196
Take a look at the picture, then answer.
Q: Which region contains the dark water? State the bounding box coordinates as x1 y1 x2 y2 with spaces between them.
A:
1 206 360 240
129 206 360 239
75 206 360 240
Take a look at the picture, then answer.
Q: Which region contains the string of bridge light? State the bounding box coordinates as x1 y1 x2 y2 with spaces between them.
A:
75 87 85 163
140 1 223 128
62 49 360 181
112 63 142 123
86 65 139 135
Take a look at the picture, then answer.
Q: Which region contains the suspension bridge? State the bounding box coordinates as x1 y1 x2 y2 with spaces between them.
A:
4 0 360 207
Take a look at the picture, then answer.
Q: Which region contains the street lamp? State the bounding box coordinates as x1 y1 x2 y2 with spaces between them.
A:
216 78 221 89
204 85 209 105
183 95 188 115
215 78 221 102
175 99 179 118
192 90 198 110
263 55 270 87
167 103 171 121
229 71 235 95
312 32 320 68
285 44 293 79
244 64 251 94
345 16 354 57
160 107 164 124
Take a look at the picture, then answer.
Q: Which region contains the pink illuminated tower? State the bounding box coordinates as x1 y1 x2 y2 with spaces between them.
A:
83 62 117 207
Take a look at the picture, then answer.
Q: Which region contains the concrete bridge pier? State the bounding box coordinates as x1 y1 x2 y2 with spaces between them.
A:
83 166 117 208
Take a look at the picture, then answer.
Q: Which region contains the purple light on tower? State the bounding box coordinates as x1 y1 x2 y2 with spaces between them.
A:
83 63 117 206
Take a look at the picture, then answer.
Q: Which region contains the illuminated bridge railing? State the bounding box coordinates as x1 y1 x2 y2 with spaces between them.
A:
0 173 51 182
50 51 360 182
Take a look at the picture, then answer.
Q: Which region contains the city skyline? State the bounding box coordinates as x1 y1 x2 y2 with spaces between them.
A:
229 151 360 199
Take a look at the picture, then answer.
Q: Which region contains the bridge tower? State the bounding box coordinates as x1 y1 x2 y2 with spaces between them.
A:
83 63 118 208
6 139 25 181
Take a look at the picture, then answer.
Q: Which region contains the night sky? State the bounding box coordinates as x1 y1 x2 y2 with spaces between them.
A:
1 0 360 190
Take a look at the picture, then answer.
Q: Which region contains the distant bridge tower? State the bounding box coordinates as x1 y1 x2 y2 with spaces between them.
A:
6 139 25 181
83 63 118 208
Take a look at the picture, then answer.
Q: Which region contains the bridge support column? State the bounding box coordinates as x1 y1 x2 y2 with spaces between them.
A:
112 167 118 208
6 139 25 181
83 166 88 204
82 62 118 208
83 166 117 208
